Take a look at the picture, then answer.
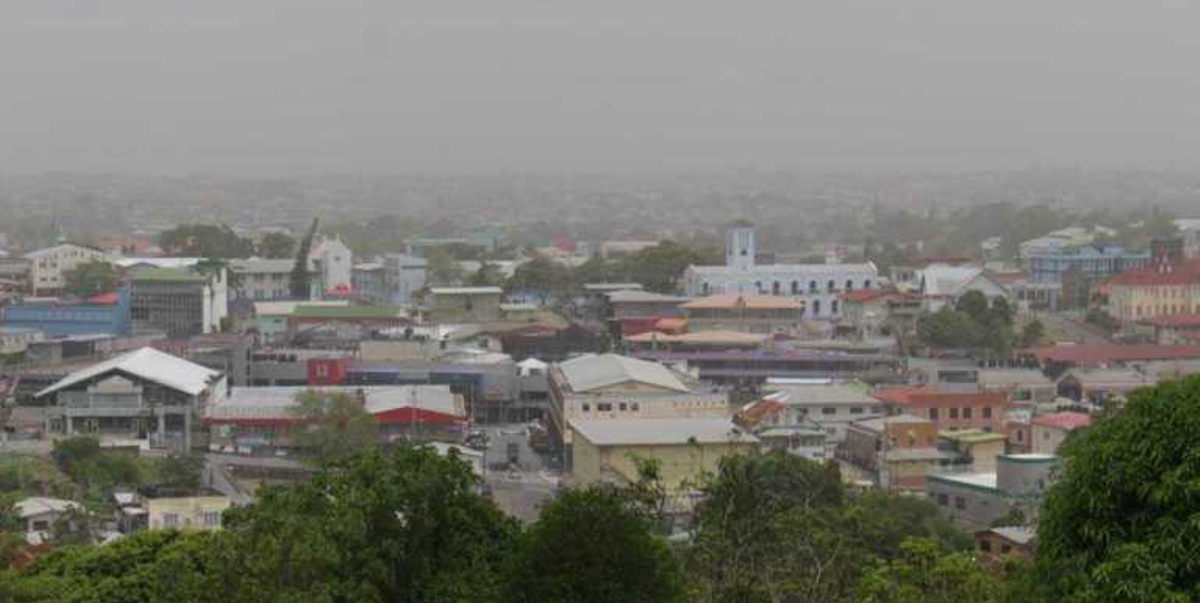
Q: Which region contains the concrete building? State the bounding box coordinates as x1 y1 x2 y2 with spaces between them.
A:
915 264 1011 312
248 301 350 342
0 286 131 337
1106 258 1200 324
548 353 730 467
874 387 1011 433
763 380 884 453
843 413 949 492
681 294 806 335
735 395 827 461
682 222 878 320
426 287 504 323
129 267 228 337
1030 412 1091 454
35 347 226 452
146 496 231 531
569 417 757 491
975 369 1056 405
24 244 109 295
14 497 81 534
1025 245 1149 311
382 253 428 305
0 326 45 356
926 453 1058 530
309 236 353 294
229 259 313 301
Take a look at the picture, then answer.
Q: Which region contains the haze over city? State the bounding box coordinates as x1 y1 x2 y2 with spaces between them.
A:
4 0 1200 174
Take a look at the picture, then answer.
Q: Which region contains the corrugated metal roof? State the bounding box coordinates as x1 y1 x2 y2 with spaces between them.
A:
558 353 689 393
570 418 757 446
36 347 220 398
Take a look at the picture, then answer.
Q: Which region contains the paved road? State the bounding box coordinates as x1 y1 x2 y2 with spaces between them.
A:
478 423 560 523
1039 312 1111 345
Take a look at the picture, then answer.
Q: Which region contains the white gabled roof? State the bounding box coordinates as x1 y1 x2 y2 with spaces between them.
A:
36 347 220 398
14 497 80 518
558 353 689 393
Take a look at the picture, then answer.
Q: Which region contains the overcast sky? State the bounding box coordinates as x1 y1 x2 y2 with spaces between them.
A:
3 0 1199 174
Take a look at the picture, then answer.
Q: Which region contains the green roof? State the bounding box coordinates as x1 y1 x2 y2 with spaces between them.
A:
939 429 1007 445
292 305 405 319
130 267 207 283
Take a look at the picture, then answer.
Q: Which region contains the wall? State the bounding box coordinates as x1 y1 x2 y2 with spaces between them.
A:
573 438 757 491
147 496 231 531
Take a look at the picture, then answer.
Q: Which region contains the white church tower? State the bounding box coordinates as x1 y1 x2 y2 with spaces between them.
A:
725 220 756 271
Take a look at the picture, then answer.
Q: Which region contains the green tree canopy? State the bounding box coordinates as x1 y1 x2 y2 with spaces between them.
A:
505 486 685 603
290 217 319 299
62 261 120 298
858 538 1000 603
506 256 574 301
1034 375 1200 602
159 224 254 259
256 232 296 259
288 390 377 465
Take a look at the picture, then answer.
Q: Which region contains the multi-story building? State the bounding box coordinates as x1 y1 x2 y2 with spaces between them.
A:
35 347 227 452
681 294 805 335
547 353 731 468
1106 258 1200 324
682 222 878 320
309 236 353 294
762 380 884 454
630 346 901 385
382 253 427 305
24 244 110 295
735 394 827 461
129 267 228 338
843 413 950 492
1030 412 1091 454
569 417 757 491
874 387 1011 433
0 285 132 337
229 259 314 301
926 453 1058 530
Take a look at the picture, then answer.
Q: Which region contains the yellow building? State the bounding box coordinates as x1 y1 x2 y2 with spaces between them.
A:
147 495 231 531
1105 259 1200 323
569 417 758 491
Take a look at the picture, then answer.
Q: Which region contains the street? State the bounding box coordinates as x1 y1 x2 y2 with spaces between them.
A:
478 423 560 523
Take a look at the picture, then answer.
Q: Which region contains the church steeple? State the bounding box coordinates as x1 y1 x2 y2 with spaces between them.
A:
725 220 756 271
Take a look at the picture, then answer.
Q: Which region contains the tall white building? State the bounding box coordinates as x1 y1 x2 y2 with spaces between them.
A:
310 236 353 294
24 244 110 295
682 223 878 319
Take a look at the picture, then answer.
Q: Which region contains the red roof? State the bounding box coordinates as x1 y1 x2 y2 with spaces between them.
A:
1027 344 1200 364
86 292 120 304
840 287 912 303
1141 313 1200 328
738 398 786 426
1107 259 1200 287
1031 412 1091 431
874 386 1007 408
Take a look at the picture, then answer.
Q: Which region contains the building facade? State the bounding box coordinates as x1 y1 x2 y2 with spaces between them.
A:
129 267 228 338
1106 259 1200 324
24 244 110 295
682 223 878 320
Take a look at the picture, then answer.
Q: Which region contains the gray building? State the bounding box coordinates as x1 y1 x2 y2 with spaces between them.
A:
35 347 227 452
926 453 1058 530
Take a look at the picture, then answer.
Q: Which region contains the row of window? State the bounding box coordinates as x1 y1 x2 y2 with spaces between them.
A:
702 279 874 296
162 511 222 528
579 402 641 413
928 406 993 420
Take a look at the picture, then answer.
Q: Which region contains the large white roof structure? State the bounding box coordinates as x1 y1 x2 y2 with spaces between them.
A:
36 347 220 398
14 497 81 519
570 418 757 446
558 353 689 393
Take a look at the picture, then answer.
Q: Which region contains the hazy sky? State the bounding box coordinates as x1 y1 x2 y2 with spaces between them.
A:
3 0 1200 174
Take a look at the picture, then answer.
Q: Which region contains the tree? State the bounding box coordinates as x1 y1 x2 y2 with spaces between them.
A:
62 261 120 298
256 232 296 259
617 241 720 294
1034 375 1200 602
504 486 685 603
159 224 254 259
858 538 999 603
466 262 507 288
290 217 319 299
224 446 519 603
506 256 573 303
425 247 466 286
917 308 983 350
687 452 969 603
1018 320 1045 348
289 390 378 465
955 290 991 321
157 453 206 494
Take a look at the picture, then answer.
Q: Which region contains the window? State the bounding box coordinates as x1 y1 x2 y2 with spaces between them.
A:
963 407 973 419
1042 430 1050 440
831 300 839 314
772 281 781 295
164 513 179 528
982 407 992 419
631 403 639 412
864 279 872 289
936 493 949 506
821 407 837 415
581 403 590 412
597 403 613 412
203 511 221 527
929 408 939 420
809 280 818 293
845 279 854 291
979 540 992 553
791 281 800 294
1016 430 1024 442
827 280 836 292
812 300 822 315
949 408 959 419
619 402 628 411
954 497 967 510
849 406 864 414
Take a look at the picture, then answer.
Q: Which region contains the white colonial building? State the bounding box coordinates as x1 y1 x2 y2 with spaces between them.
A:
682 223 878 319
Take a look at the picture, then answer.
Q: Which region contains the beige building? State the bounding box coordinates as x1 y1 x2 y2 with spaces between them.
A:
1105 259 1200 323
938 429 1007 471
680 294 806 335
1031 412 1091 454
24 244 110 295
569 417 758 491
548 354 731 467
426 287 504 323
147 495 231 531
